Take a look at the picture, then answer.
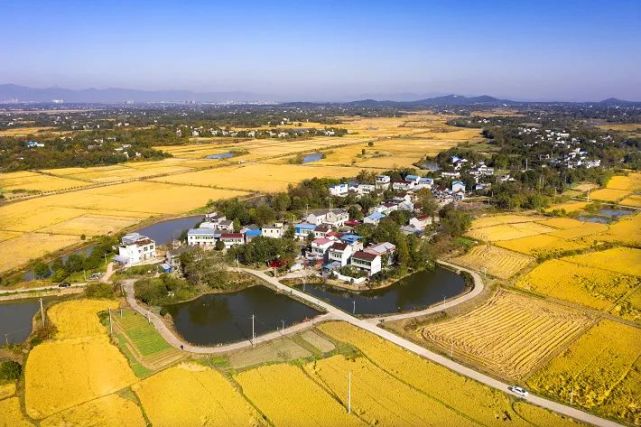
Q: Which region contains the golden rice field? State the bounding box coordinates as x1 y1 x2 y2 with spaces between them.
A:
516 259 641 313
465 221 555 242
304 355 474 426
235 363 363 426
0 181 247 273
545 201 590 213
40 394 146 427
496 234 590 256
589 188 630 202
469 214 544 229
153 163 365 192
134 363 259 427
565 247 641 278
0 397 32 427
0 233 81 273
0 382 16 401
420 290 592 379
600 213 641 246
0 171 90 194
528 320 641 426
318 322 580 427
24 299 137 419
606 173 641 192
47 299 119 339
621 194 641 207
449 244 534 279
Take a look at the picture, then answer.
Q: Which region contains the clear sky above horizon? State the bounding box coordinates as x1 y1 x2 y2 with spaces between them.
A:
2 0 640 101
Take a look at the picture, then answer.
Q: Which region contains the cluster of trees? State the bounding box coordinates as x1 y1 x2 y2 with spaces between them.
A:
30 235 118 282
134 274 196 306
0 127 172 171
226 235 297 266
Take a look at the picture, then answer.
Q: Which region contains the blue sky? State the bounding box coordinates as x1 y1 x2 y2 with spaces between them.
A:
1 0 640 101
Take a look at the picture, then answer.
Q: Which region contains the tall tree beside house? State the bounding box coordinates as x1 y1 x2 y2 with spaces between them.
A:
251 204 276 226
439 205 472 237
415 189 438 218
396 233 411 273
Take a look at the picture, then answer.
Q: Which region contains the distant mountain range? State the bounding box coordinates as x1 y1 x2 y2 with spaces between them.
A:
0 84 638 106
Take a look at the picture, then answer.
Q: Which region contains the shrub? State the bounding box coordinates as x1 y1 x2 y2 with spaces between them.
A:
0 361 22 381
84 282 115 299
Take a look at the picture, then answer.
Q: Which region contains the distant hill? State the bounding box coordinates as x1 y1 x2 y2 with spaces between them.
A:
0 84 271 104
0 83 639 106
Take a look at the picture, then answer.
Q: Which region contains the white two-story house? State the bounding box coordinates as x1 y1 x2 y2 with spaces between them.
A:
117 233 156 266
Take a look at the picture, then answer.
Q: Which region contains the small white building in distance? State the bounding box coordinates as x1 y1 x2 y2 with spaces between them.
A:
116 233 156 266
187 228 218 248
262 223 285 239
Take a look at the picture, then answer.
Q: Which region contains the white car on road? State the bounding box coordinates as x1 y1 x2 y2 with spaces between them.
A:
509 386 529 398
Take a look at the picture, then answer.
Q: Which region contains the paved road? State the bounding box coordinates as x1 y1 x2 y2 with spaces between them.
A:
121 267 619 427
0 282 87 296
232 268 620 427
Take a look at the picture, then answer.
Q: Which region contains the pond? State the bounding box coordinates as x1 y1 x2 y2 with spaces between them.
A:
164 285 322 346
578 207 634 224
302 152 323 163
135 215 203 245
0 298 53 345
206 152 234 160
299 267 467 316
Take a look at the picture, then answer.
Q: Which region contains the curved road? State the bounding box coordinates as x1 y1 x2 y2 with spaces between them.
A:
122 267 620 427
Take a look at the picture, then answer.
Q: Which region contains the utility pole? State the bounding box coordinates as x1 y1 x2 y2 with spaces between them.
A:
352 300 356 314
251 314 255 345
347 371 352 414
39 298 45 328
108 309 113 335
146 311 151 324
4 334 8 347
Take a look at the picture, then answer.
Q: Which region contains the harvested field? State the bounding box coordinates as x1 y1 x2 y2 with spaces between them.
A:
41 394 146 427
0 171 89 193
134 363 259 427
300 330 335 353
516 259 641 312
420 290 592 379
449 244 534 279
40 213 141 236
565 247 641 277
466 221 555 242
228 336 311 369
235 363 362 426
304 355 475 426
528 320 641 426
319 322 579 426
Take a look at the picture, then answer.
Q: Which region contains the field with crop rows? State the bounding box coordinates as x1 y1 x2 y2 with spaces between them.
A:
134 363 259 427
318 322 580 426
565 247 641 277
516 259 641 314
449 244 534 279
420 290 592 379
235 363 363 426
528 320 641 426
465 221 555 242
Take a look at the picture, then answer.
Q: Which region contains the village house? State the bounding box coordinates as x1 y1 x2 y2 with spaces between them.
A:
327 242 353 267
314 224 333 239
187 228 218 248
309 238 334 260
220 233 244 248
375 175 391 189
409 215 431 231
116 233 156 266
262 223 285 239
364 242 396 265
241 225 262 242
364 211 385 225
328 183 349 196
452 180 466 194
305 209 349 227
294 222 316 240
350 251 382 276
